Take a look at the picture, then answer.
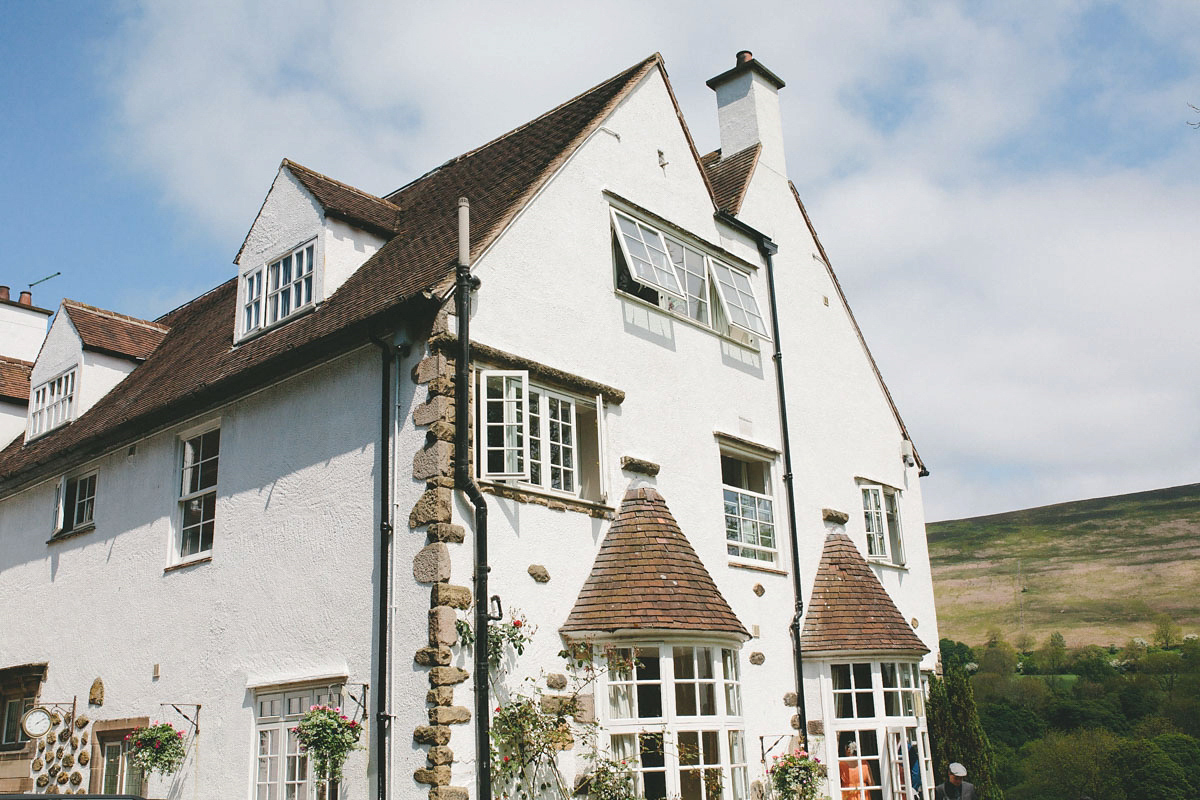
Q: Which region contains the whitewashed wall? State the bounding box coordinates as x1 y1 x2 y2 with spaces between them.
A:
0 301 51 363
0 347 418 799
435 65 940 791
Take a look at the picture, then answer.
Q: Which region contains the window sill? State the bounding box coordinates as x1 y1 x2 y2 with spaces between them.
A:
866 558 908 571
234 302 318 347
164 554 213 573
615 290 762 353
46 522 96 544
479 481 614 519
727 559 788 576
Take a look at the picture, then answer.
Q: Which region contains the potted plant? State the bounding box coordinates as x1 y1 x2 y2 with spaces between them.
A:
127 722 187 776
768 747 826 800
292 705 362 784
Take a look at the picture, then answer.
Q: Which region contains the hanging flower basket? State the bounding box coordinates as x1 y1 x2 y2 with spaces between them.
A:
127 722 187 776
768 747 826 800
293 706 362 782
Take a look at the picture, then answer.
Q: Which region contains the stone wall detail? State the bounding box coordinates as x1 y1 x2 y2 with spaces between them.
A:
29 711 91 794
408 335 472 800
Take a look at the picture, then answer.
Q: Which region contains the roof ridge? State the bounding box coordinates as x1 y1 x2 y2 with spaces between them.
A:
282 159 402 212
62 299 170 332
384 53 663 202
0 355 33 367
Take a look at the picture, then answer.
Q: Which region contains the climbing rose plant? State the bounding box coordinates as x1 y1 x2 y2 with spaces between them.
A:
292 706 362 781
126 722 187 776
768 747 826 800
457 609 535 668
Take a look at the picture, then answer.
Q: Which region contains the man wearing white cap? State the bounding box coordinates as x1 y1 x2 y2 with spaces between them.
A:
934 762 978 799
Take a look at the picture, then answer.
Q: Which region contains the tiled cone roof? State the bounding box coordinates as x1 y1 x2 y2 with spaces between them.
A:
561 487 749 640
0 356 32 403
801 532 929 654
63 300 169 361
700 144 760 214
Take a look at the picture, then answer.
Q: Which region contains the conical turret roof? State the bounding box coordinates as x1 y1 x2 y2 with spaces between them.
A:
801 532 929 654
561 487 749 640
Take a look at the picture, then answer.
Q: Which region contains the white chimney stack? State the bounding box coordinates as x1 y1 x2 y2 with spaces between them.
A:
707 50 788 176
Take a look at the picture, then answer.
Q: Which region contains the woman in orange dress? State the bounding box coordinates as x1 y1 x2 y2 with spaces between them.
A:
840 741 871 800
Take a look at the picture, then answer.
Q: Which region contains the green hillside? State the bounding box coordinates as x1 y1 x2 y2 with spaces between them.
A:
928 483 1200 647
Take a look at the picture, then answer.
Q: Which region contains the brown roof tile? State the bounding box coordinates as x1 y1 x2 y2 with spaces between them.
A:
700 145 760 214
283 160 402 238
561 487 749 640
800 532 928 654
0 356 32 403
62 300 169 361
0 55 661 496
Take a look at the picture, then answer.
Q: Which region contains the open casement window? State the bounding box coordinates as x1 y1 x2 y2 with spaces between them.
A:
884 726 933 800
255 685 342 800
52 471 98 537
605 645 748 800
721 453 776 564
861 484 905 565
477 370 606 501
611 209 769 342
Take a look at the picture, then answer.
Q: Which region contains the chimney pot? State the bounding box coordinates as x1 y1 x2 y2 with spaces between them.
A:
737 50 753 64
18 291 32 306
0 286 9 302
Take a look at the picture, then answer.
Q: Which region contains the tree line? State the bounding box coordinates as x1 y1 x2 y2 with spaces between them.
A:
928 616 1200 800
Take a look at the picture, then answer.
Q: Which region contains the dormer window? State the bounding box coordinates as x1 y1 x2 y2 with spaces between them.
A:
242 241 315 335
29 368 76 437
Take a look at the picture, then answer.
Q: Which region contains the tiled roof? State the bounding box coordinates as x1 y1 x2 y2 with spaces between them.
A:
700 145 760 214
282 160 402 239
0 356 32 404
0 55 661 496
62 300 170 361
800 532 928 655
560 487 749 640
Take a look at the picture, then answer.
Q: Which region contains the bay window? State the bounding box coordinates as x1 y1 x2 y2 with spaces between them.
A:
604 644 748 800
828 661 932 800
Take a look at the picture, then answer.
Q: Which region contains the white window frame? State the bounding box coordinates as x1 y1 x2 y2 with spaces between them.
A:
828 661 933 800
52 470 98 536
602 643 749 800
611 209 770 342
177 425 220 561
721 452 778 565
99 738 146 795
254 684 343 800
241 239 317 337
860 483 906 565
477 370 604 500
28 368 77 438
611 209 686 300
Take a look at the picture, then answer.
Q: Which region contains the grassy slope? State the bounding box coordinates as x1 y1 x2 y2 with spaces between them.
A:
928 483 1200 647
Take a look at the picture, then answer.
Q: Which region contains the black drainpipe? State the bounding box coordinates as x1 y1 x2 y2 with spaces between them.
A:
368 331 395 800
452 198 493 800
716 210 809 741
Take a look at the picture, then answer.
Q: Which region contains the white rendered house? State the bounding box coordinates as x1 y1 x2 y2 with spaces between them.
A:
0 52 940 800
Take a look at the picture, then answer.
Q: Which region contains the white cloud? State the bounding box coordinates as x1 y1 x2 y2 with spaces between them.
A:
97 0 1200 519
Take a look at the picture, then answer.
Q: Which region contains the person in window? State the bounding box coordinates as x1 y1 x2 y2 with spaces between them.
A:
934 762 977 800
840 741 870 800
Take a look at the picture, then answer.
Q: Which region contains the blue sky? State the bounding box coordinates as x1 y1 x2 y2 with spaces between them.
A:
2 1 1198 520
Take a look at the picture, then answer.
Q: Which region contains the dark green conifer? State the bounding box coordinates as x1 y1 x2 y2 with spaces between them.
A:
928 665 1003 798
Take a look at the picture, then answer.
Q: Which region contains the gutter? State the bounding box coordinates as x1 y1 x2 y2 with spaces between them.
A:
368 332 397 800
715 210 809 741
452 198 494 800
